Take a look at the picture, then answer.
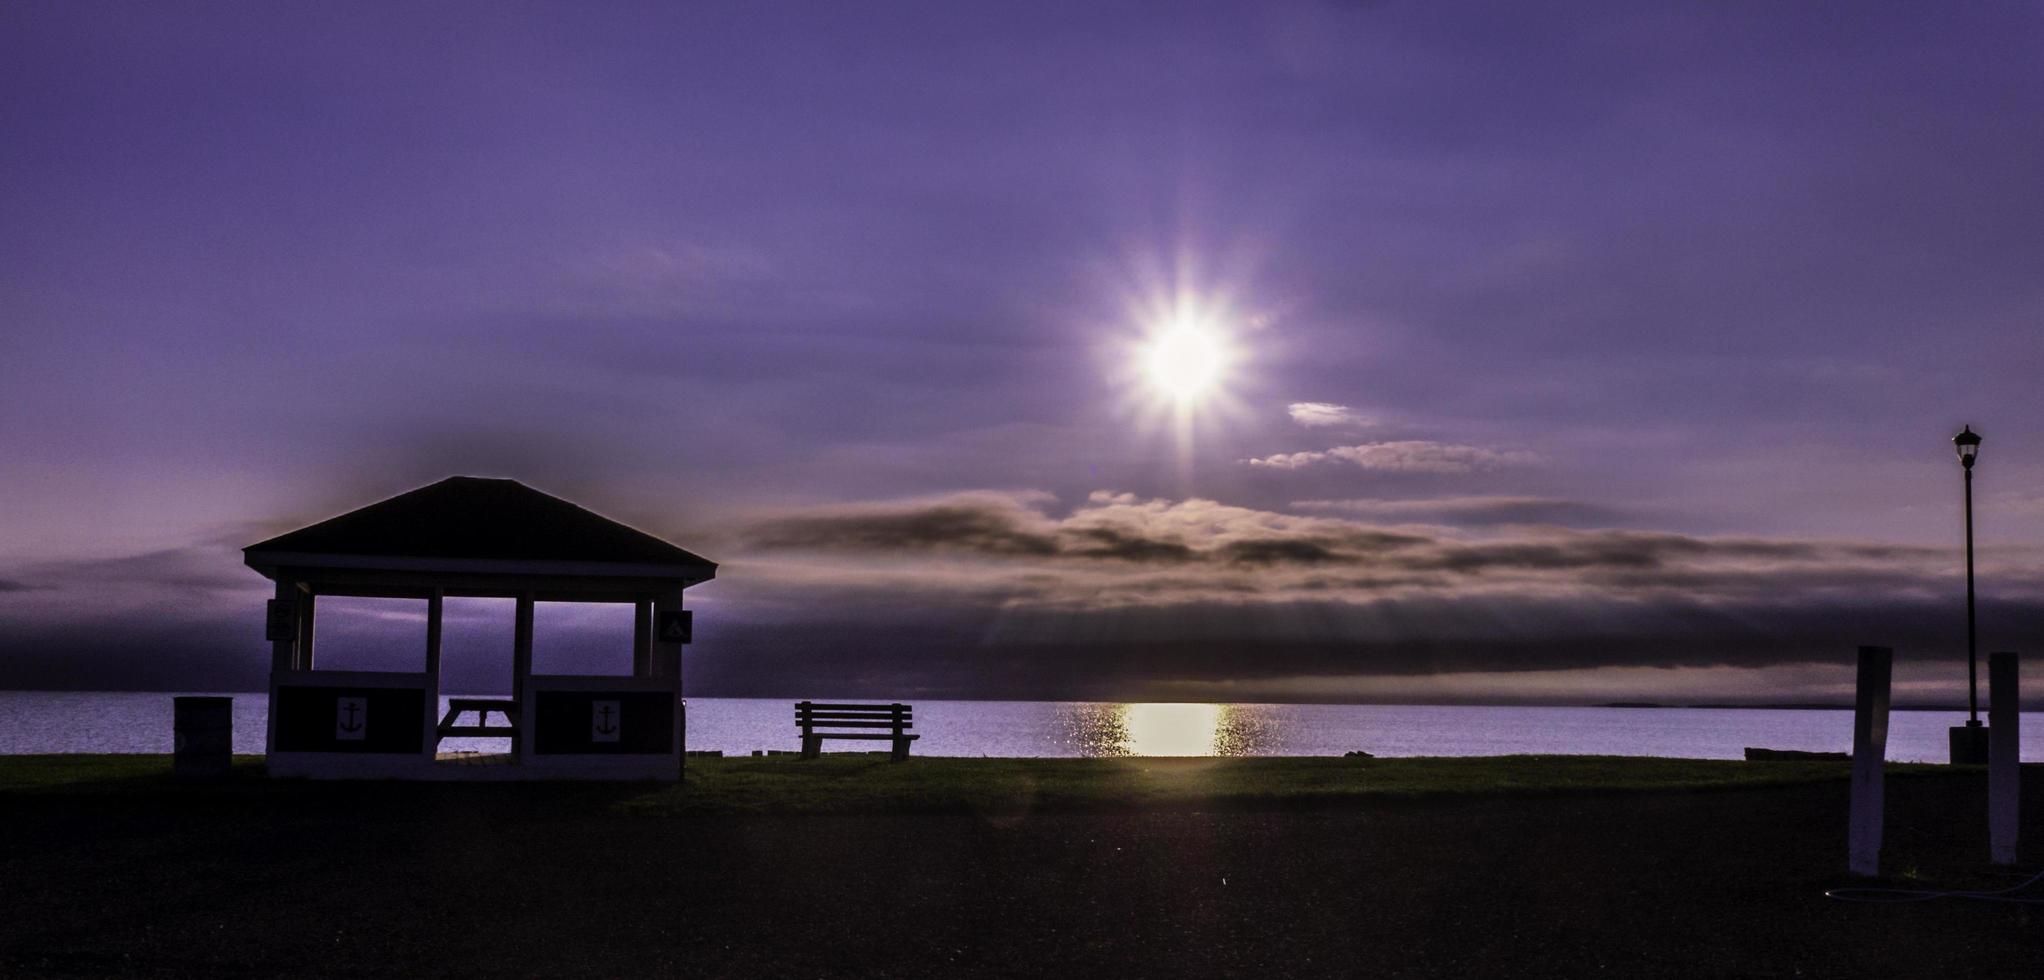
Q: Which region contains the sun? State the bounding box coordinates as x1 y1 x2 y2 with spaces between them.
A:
1106 278 1261 489
1141 316 1232 405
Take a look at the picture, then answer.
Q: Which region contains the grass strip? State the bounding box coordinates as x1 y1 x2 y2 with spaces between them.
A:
0 753 1952 815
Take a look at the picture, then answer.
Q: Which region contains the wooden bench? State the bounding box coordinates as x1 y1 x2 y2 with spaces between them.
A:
796 701 918 761
437 698 519 739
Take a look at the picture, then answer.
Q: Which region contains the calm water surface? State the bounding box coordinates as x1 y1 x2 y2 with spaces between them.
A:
3 691 2039 763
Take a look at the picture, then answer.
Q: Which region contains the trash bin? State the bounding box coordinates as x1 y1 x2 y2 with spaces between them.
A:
173 696 233 778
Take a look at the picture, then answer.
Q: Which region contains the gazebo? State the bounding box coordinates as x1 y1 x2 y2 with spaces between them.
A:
244 476 715 779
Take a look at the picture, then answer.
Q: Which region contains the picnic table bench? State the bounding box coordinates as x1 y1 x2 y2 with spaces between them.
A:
437 698 519 739
796 701 918 761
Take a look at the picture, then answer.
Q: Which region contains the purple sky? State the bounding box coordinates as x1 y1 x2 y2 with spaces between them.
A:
4 2 2043 702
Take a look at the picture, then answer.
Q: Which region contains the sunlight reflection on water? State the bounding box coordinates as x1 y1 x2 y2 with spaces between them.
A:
1060 702 1280 756
12 693 2044 762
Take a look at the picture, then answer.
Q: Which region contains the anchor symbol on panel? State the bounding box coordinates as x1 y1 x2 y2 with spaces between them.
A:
335 696 367 741
592 700 621 743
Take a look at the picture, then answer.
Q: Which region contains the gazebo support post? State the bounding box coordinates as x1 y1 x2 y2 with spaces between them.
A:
512 593 535 763
269 579 298 673
264 578 298 756
295 589 317 670
652 589 686 679
423 590 443 761
652 588 687 764
632 599 653 676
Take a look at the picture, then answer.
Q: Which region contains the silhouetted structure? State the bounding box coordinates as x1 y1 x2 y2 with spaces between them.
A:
1848 645 1892 876
172 696 233 777
1950 425 1988 764
244 476 714 779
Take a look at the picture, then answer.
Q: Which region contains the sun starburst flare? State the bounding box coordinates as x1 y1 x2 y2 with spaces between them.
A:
1104 284 1262 491
1141 317 1232 406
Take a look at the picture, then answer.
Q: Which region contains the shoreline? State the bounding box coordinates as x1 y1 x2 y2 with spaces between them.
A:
9 687 2043 712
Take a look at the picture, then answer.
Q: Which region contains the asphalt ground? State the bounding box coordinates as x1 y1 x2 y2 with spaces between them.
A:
1 766 2039 978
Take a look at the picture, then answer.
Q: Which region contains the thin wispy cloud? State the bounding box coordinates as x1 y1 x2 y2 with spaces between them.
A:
1291 496 1623 527
1246 441 1538 473
1286 402 1370 428
1987 491 2044 517
537 242 781 317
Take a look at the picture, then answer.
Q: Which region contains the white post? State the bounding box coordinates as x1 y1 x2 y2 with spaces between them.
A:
1849 645 1893 877
1988 651 2020 865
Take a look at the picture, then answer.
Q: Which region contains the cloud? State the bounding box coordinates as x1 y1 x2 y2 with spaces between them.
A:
1988 491 2044 518
746 491 1062 557
6 490 2040 701
1246 441 1539 473
688 594 2044 704
720 489 2020 697
736 489 1988 614
9 547 259 595
1291 496 1625 527
1287 402 1370 427
0 544 275 691
1243 450 1328 470
540 242 779 317
744 491 1436 581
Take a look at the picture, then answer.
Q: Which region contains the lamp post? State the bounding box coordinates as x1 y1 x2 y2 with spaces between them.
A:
1951 425 1987 763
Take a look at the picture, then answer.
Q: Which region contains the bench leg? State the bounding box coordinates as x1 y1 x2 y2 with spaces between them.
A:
891 737 910 762
801 735 821 759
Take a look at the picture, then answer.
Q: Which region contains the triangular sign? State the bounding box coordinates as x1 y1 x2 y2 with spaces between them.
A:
658 610 692 643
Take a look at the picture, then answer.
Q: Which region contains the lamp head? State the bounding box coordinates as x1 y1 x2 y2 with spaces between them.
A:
1954 425 1982 468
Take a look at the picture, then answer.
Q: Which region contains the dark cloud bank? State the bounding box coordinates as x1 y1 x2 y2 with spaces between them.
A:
4 490 2038 703
712 492 2042 702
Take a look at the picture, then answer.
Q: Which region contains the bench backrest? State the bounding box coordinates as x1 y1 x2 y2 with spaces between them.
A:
796 701 913 733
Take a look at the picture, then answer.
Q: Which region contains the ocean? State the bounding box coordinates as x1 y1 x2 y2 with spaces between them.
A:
2 690 2037 763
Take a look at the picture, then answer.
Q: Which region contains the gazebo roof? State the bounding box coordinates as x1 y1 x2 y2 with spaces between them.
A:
244 476 716 582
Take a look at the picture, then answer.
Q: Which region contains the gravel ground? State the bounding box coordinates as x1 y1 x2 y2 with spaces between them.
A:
1 769 2039 978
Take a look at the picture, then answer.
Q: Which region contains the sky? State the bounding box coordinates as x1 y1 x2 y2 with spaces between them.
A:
4 2 2043 704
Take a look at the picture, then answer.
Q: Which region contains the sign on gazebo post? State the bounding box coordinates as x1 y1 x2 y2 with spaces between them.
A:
1848 645 1892 877
653 588 690 768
